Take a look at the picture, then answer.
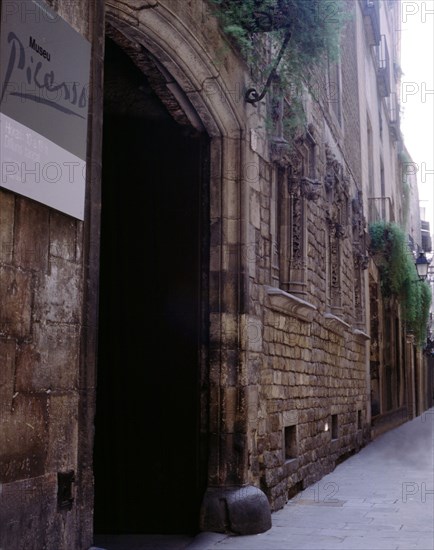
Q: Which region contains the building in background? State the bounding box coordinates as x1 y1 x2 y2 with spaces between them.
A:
0 1 431 548
421 218 432 254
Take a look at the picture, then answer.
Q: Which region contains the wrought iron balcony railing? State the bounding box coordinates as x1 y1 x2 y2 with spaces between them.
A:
362 0 381 46
375 35 391 97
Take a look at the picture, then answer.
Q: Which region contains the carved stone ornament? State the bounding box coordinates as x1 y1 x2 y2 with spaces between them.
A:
352 190 366 238
300 177 321 201
354 251 369 270
324 145 340 194
291 195 303 263
327 217 345 240
289 258 306 270
335 223 345 239
351 189 369 271
287 152 303 195
324 145 350 200
270 136 290 166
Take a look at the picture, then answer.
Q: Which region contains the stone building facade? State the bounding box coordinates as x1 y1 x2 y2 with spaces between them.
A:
0 1 429 548
361 1 431 433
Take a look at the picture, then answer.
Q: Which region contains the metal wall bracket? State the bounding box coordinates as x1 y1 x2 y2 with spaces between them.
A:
245 30 292 105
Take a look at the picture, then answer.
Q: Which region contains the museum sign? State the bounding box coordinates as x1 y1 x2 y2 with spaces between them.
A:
0 0 91 219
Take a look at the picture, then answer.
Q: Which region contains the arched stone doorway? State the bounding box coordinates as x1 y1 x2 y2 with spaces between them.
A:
90 1 271 538
94 33 209 534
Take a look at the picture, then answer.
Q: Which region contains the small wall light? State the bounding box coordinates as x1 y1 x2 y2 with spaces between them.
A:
415 251 430 281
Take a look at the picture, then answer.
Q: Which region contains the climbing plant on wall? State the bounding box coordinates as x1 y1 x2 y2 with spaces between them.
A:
210 0 346 64
210 0 349 141
398 149 413 229
369 220 432 344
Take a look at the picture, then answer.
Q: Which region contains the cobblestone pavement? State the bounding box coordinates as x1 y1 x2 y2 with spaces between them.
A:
92 409 434 550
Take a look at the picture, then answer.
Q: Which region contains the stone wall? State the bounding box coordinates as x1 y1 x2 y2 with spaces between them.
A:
240 0 370 510
247 137 370 510
99 0 371 525
0 0 403 544
0 0 104 548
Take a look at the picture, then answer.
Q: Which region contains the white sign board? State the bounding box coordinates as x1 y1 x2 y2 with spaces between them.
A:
0 0 91 219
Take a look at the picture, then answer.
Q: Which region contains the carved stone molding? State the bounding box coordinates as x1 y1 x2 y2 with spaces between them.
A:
323 312 351 335
266 286 317 322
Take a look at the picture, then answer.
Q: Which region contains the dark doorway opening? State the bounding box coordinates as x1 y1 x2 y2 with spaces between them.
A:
94 37 209 535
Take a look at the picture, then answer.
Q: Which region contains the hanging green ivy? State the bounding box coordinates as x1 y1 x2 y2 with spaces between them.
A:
398 150 412 229
210 0 347 66
369 221 432 345
210 0 350 145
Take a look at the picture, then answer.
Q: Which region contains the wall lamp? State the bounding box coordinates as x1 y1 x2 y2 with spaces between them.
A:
415 251 430 281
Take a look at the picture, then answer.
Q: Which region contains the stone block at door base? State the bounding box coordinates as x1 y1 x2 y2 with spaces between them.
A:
200 486 272 535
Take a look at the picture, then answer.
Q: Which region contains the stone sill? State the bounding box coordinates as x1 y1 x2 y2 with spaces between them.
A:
323 312 351 335
352 328 371 341
265 286 317 322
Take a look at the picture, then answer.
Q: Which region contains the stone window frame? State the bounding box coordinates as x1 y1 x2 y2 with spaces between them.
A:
352 190 369 325
278 128 321 297
268 114 321 322
331 414 339 440
324 145 350 316
283 424 298 462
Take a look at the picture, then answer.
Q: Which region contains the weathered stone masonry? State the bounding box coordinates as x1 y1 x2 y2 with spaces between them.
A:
0 0 104 548
1 1 426 547
248 141 369 511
